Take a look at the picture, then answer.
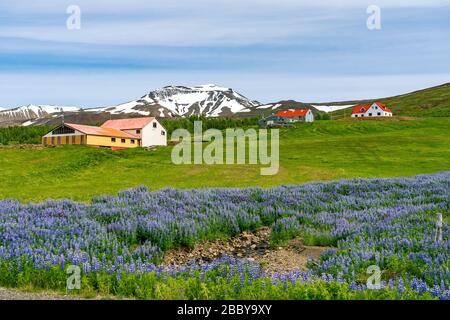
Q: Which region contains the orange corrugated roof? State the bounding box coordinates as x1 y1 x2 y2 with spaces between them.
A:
101 117 155 130
276 109 310 117
65 123 138 139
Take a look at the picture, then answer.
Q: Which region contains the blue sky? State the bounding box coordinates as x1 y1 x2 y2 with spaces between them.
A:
0 0 449 107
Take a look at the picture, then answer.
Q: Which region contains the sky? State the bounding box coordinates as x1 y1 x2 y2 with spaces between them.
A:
0 0 449 108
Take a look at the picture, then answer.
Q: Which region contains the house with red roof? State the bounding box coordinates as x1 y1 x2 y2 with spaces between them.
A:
276 108 314 122
351 102 392 118
42 117 167 149
259 108 314 128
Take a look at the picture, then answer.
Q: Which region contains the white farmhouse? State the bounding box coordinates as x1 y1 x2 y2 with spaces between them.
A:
351 102 393 118
101 117 167 147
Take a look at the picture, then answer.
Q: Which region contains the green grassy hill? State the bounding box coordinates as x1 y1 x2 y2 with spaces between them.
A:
330 82 450 119
1 117 450 202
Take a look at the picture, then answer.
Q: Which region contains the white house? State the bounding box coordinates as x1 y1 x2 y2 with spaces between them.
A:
351 102 393 118
101 117 167 147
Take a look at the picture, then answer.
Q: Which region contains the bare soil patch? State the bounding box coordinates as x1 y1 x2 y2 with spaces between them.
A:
0 144 47 150
163 227 330 274
0 287 85 300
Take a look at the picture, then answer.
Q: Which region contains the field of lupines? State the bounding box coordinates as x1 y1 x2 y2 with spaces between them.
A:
0 172 449 299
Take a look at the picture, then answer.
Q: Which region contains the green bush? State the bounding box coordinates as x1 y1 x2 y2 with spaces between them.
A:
0 125 53 145
160 116 259 135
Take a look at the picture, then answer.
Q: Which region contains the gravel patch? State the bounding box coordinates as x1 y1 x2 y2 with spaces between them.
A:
163 227 330 274
0 287 86 300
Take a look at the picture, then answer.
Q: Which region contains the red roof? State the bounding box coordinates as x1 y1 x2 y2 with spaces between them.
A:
351 104 370 114
65 123 138 138
352 102 392 114
101 117 155 130
276 109 310 117
373 102 392 113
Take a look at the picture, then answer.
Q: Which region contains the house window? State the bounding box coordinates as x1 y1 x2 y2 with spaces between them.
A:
377 112 381 116
121 139 126 143
355 115 358 117
161 130 165 136
136 129 141 134
361 114 364 117
153 122 157 128
131 139 135 144
368 113 372 116
111 137 116 142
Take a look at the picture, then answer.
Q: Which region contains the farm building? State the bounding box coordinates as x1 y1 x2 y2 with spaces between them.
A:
259 108 314 128
259 115 289 128
351 102 392 118
42 117 167 149
276 109 314 122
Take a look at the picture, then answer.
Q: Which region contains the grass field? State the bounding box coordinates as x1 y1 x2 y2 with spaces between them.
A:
1 117 450 202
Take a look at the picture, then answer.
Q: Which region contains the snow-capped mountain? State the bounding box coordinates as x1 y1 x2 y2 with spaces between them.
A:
0 105 81 122
94 84 259 117
0 84 261 126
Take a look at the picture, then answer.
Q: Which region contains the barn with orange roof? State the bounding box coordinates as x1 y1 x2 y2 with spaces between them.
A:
42 117 167 149
351 102 393 118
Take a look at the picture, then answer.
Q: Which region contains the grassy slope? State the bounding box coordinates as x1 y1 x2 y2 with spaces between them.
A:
1 117 450 202
330 83 450 119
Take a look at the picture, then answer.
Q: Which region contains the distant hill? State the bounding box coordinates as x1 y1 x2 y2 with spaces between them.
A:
329 82 450 119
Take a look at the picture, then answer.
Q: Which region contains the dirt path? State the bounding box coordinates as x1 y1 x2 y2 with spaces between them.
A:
0 287 85 300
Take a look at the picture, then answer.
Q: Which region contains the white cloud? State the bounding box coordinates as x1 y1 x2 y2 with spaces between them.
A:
1 0 449 46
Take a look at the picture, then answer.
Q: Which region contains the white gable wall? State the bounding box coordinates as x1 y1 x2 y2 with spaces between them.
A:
366 103 392 117
305 110 314 122
141 119 167 147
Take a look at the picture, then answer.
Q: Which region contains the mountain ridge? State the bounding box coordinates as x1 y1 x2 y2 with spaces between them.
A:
0 82 449 126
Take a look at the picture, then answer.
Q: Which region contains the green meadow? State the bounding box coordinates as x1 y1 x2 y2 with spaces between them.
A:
1 117 450 203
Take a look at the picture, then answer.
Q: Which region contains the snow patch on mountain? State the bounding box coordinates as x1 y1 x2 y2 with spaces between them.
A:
256 103 282 110
89 101 150 115
312 104 354 113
